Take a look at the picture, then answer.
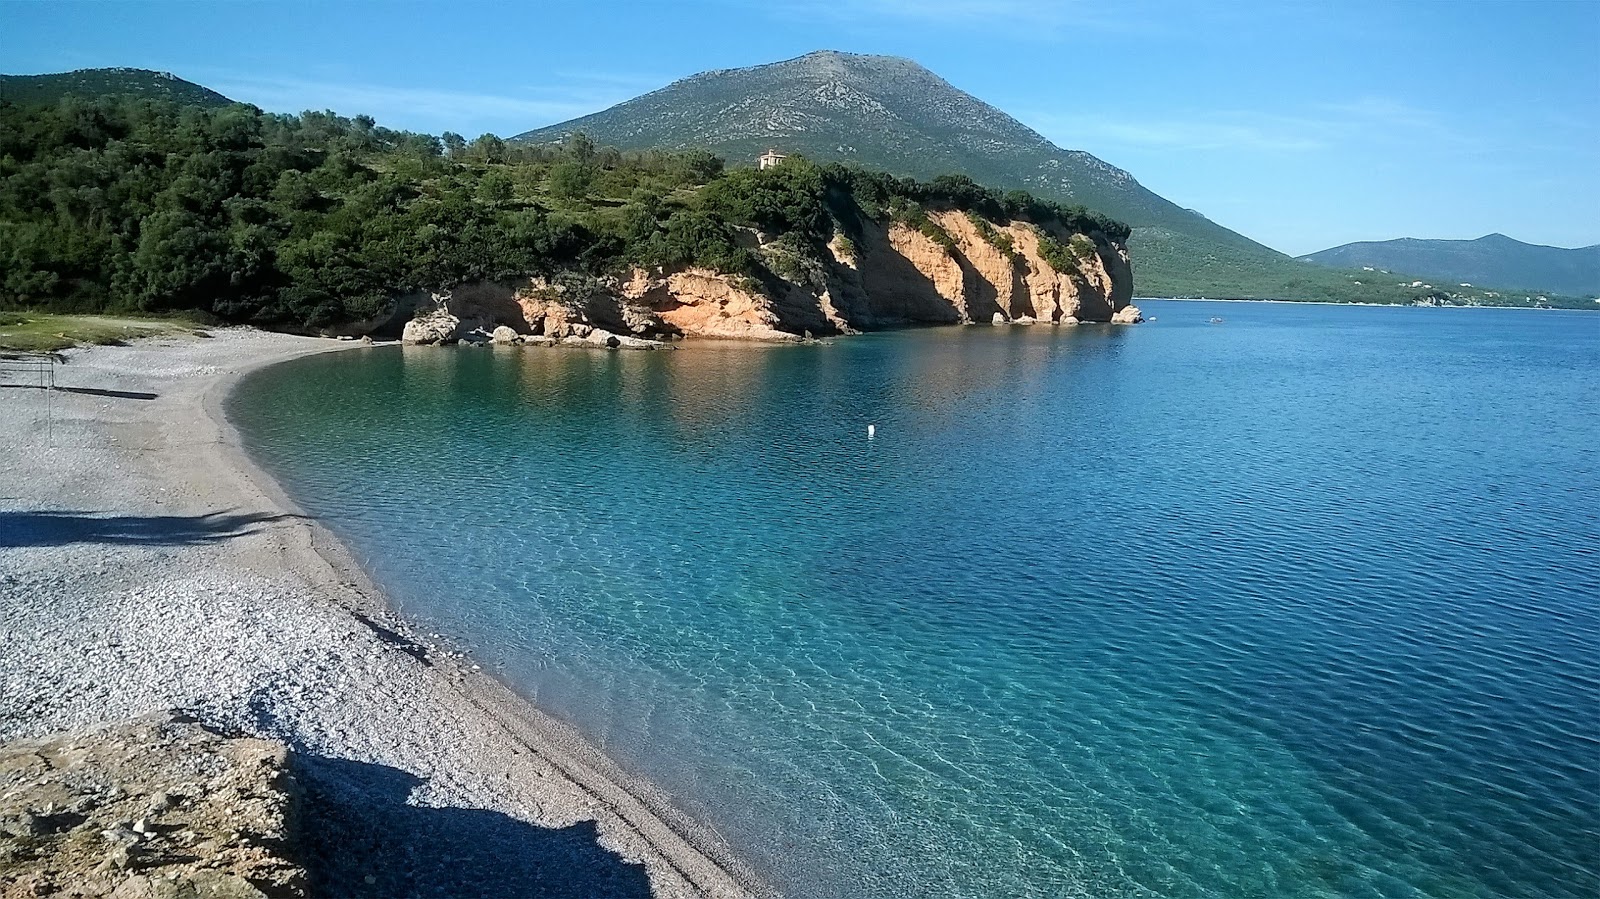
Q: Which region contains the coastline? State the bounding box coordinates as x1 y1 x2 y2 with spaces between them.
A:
1137 296 1595 310
0 328 766 898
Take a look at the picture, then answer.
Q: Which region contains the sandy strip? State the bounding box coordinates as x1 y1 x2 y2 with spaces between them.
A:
0 328 766 898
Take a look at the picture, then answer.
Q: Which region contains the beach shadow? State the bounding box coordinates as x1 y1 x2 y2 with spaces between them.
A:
294 755 653 899
54 386 159 400
351 610 433 666
0 383 159 399
0 509 295 548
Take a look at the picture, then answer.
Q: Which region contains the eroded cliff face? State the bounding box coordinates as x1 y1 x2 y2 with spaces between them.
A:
397 210 1137 344
620 269 795 341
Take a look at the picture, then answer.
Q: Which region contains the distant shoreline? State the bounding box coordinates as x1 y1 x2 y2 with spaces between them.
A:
0 329 763 898
1137 296 1596 310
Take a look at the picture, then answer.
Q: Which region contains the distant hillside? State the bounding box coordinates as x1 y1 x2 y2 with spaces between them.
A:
0 68 233 108
1300 234 1600 298
514 50 1449 304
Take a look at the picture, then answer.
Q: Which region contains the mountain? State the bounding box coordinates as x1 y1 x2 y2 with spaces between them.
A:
1300 234 1600 298
0 68 234 109
514 51 1390 302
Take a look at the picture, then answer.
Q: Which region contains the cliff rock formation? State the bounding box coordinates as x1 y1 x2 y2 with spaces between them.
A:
830 211 1137 329
396 208 1137 344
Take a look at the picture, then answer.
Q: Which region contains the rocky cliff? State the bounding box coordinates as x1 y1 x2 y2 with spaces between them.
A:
396 208 1138 345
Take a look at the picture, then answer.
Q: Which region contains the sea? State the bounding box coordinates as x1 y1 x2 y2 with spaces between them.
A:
231 300 1600 898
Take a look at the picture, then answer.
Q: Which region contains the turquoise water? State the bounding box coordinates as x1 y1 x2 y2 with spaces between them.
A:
233 301 1600 898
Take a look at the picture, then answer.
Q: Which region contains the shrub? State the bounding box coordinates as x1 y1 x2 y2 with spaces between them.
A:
965 211 1018 261
891 202 956 254
1069 233 1098 262
1033 227 1079 276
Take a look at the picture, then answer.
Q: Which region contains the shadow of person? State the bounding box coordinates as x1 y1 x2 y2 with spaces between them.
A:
294 754 653 899
53 386 160 400
0 509 295 548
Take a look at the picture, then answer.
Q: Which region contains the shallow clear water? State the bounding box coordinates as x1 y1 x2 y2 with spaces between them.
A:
233 301 1600 898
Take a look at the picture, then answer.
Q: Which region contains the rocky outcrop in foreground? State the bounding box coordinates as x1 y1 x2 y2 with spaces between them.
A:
395 210 1139 345
0 713 304 899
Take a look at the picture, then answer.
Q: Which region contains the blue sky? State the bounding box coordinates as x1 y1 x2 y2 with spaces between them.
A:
8 0 1597 256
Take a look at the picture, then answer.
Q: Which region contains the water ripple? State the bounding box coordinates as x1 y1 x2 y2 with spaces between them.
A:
234 303 1600 899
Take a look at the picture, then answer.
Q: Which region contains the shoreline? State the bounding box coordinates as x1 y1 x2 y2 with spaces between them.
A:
0 328 766 898
1136 296 1595 310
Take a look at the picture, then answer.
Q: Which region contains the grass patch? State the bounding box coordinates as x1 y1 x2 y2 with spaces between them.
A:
0 314 199 352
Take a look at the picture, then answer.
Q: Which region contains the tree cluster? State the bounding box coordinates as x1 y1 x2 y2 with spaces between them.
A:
828 170 1132 243
0 95 1132 331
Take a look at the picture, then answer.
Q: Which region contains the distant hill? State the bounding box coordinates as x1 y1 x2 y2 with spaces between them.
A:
1300 234 1600 298
0 68 234 109
514 50 1440 304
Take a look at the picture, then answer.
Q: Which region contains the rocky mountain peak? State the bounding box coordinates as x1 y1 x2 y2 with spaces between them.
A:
513 52 1308 298
789 49 935 78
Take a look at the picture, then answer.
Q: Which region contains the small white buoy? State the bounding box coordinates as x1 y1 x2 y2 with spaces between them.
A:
868 424 876 439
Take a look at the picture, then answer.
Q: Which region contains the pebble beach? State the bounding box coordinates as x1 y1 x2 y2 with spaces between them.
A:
0 328 761 898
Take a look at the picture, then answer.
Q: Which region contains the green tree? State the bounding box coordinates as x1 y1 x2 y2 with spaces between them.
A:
548 160 594 200
468 133 506 164
477 171 514 208
564 131 596 164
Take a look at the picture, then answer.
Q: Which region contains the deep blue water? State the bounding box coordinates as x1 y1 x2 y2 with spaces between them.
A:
232 301 1600 898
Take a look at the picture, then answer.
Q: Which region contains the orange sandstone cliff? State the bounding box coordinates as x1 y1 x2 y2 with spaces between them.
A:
397 209 1137 345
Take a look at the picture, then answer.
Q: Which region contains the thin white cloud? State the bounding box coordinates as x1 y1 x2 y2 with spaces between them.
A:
215 77 586 121
845 0 1068 22
759 0 1146 36
1020 97 1484 155
1030 114 1327 153
550 70 670 91
193 70 651 134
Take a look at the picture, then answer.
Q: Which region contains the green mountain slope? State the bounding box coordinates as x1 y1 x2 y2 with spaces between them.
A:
0 68 233 109
1300 234 1600 298
513 50 1402 302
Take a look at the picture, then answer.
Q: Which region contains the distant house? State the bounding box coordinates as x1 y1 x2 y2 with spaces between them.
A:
758 148 787 170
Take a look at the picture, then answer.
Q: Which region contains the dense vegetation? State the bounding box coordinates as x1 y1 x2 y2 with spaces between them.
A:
0 95 1132 331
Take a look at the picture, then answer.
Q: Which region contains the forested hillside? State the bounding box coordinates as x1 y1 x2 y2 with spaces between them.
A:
0 68 233 108
0 96 1127 331
1301 233 1600 298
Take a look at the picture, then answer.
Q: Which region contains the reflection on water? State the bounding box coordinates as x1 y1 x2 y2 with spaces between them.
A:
234 303 1600 899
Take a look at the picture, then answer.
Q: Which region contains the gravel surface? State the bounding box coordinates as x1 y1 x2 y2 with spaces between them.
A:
0 328 763 898
1 712 307 898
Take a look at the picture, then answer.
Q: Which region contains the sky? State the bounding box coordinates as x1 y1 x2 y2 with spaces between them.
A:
7 0 1597 256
